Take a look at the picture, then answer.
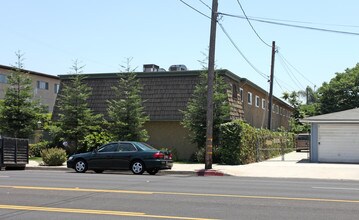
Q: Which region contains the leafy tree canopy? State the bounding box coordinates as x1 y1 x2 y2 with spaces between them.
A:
317 63 359 114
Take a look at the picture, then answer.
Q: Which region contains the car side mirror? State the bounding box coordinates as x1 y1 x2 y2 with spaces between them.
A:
93 148 98 154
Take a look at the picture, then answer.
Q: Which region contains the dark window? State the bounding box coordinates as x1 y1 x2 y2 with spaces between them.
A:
118 143 137 152
247 92 252 105
54 83 60 94
0 74 8 83
232 84 238 99
98 143 119 152
37 81 49 90
240 88 243 102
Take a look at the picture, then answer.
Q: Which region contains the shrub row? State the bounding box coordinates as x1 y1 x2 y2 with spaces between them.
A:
219 120 295 165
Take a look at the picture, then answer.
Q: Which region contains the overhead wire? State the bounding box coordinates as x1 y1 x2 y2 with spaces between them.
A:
179 0 269 80
218 23 269 80
198 0 212 10
235 0 271 48
218 12 359 36
277 52 316 87
179 0 211 19
242 15 359 29
277 53 306 91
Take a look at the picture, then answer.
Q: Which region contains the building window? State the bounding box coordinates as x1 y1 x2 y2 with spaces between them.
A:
247 92 252 105
239 88 243 102
232 84 238 99
276 105 279 114
54 83 60 94
262 99 266 109
37 81 49 90
0 74 8 84
255 96 260 107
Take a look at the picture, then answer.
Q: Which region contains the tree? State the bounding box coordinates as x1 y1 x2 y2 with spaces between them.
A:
182 71 230 149
282 91 310 133
107 58 149 141
297 86 317 105
53 60 103 154
0 51 44 138
317 63 359 114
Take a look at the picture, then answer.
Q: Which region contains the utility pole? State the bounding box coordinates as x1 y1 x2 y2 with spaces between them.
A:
267 41 276 130
205 0 218 170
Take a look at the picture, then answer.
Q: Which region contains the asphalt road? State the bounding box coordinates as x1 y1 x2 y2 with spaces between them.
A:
0 170 358 220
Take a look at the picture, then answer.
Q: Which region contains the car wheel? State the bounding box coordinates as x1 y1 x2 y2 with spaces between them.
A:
75 159 88 173
131 160 145 175
147 168 158 175
94 169 104 173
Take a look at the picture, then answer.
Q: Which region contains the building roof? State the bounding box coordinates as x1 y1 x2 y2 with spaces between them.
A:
302 108 359 123
54 69 292 121
0 64 59 80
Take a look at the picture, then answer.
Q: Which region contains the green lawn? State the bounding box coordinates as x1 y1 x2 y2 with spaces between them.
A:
29 157 42 163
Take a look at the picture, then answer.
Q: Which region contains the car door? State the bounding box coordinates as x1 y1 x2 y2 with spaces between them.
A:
88 143 119 169
111 143 138 169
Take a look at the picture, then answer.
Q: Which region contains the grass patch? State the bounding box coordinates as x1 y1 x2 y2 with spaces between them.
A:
29 157 42 163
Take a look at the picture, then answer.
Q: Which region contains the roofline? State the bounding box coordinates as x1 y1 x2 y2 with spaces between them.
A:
59 68 292 109
301 119 359 123
0 64 59 80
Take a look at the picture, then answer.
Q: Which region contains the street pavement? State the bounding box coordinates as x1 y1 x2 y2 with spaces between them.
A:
27 151 359 181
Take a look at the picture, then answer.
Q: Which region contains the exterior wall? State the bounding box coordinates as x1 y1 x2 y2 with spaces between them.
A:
310 123 319 162
0 66 59 112
224 77 244 120
238 81 292 130
144 121 197 160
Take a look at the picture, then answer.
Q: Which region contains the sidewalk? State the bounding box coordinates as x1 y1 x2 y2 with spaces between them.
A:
27 152 359 181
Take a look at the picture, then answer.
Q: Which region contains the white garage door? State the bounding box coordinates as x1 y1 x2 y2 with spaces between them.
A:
318 124 359 163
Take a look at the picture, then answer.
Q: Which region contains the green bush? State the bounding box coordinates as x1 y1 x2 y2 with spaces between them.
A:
41 148 67 166
219 120 295 165
29 141 50 157
219 121 242 165
80 131 113 153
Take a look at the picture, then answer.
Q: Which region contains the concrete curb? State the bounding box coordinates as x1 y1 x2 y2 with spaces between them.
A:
26 166 71 171
25 166 229 176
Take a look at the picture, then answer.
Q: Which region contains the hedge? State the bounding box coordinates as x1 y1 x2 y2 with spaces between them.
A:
219 120 294 165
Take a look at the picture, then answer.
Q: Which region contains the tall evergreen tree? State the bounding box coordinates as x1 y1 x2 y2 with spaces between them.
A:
181 71 230 149
107 73 149 141
0 51 44 138
54 60 103 154
107 59 149 141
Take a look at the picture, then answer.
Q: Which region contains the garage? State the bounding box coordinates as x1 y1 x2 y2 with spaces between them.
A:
318 124 359 163
303 108 359 163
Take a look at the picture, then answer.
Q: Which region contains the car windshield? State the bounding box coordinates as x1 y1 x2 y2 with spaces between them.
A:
134 142 157 151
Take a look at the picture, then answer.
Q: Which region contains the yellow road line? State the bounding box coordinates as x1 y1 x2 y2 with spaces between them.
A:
0 204 218 220
0 185 153 195
1 185 359 204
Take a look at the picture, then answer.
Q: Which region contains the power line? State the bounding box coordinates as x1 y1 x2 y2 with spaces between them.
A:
218 22 269 80
179 0 211 19
277 54 306 91
277 52 316 87
219 12 359 36
198 0 211 10
235 0 271 47
179 0 268 80
241 15 359 29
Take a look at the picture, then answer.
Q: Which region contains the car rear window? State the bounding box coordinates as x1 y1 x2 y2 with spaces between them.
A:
134 142 157 151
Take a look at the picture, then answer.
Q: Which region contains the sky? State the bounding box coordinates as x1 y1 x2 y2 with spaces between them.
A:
1 0 359 99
